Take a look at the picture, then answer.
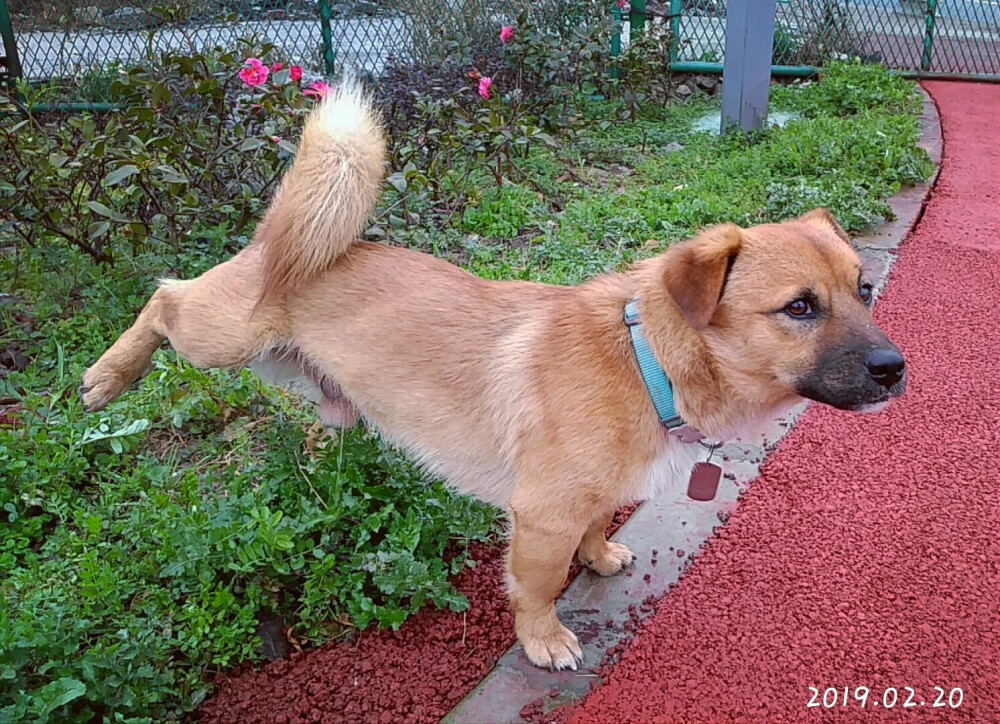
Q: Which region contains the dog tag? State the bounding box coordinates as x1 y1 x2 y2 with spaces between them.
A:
687 462 721 501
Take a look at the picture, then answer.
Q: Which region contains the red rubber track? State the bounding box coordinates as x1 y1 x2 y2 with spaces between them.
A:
561 81 1000 723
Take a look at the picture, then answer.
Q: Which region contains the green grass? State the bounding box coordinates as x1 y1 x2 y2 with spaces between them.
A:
0 62 934 722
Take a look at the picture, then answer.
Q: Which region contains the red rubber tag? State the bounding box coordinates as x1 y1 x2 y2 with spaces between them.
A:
687 462 721 501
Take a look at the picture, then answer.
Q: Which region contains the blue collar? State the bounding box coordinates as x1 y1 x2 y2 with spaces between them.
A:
624 297 686 430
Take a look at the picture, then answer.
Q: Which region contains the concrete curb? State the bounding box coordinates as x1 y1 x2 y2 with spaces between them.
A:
443 85 943 724
854 86 943 299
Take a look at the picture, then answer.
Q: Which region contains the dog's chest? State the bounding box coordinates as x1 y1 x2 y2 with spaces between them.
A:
634 441 703 501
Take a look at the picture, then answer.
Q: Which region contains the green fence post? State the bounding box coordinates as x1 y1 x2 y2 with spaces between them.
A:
318 0 336 77
0 0 22 92
669 0 681 65
610 4 622 80
920 0 939 72
630 0 647 38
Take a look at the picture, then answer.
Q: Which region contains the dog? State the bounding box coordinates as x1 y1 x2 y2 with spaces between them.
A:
80 78 907 670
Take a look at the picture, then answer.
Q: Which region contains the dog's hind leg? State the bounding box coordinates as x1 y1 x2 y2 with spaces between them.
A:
80 247 279 412
79 289 169 411
576 510 636 576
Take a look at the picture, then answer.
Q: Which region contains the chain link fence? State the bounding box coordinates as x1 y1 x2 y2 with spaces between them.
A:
664 0 999 78
0 0 586 101
1 0 999 105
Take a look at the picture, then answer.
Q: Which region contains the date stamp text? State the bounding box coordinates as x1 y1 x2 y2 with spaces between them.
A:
807 686 963 710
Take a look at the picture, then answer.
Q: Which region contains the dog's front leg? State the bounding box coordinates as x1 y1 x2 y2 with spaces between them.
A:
506 500 585 671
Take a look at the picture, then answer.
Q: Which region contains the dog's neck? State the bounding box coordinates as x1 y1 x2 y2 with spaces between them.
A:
624 297 706 443
628 260 773 441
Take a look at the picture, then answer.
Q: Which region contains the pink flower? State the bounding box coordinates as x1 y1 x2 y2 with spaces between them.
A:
289 65 303 82
499 25 515 44
478 76 493 100
271 62 283 72
616 0 628 8
238 58 269 87
271 136 281 144
303 80 330 99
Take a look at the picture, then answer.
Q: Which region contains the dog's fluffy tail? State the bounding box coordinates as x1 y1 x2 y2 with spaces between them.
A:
256 74 385 302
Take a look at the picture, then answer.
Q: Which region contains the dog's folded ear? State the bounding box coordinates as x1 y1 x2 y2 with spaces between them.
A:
798 207 851 245
661 223 742 331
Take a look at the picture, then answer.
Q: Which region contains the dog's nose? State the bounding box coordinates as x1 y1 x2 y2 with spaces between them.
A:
866 348 905 388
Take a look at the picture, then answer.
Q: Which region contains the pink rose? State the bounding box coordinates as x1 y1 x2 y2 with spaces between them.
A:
616 0 628 8
289 65 303 82
271 62 283 72
478 76 493 100
303 81 331 99
238 58 269 87
500 25 515 44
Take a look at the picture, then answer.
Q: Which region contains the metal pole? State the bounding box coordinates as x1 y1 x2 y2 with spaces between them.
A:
673 60 816 76
720 0 777 133
630 0 647 38
921 0 939 72
669 0 681 65
0 0 22 91
318 0 336 77
610 4 622 80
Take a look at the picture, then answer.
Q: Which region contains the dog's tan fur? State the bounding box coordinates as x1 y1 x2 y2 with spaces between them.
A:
81 78 902 669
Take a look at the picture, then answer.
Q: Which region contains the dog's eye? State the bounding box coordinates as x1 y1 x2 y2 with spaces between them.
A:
784 299 816 319
859 282 874 306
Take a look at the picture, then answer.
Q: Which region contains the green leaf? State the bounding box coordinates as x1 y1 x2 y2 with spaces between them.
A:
88 221 111 240
103 164 139 187
386 172 408 193
39 677 87 714
374 607 407 629
156 165 188 184
239 138 266 152
87 200 115 217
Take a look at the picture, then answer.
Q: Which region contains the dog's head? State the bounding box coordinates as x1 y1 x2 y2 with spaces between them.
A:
658 208 906 415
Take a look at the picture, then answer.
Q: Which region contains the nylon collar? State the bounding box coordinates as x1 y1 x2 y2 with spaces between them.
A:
624 298 704 442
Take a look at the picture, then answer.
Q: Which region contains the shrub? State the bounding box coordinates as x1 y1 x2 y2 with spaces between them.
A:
612 17 675 120
795 59 922 116
0 46 313 264
367 6 617 238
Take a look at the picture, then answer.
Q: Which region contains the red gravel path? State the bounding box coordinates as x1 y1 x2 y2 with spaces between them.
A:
560 81 1000 723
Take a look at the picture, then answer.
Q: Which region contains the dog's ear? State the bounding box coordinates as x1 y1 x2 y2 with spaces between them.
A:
661 223 742 331
798 207 851 245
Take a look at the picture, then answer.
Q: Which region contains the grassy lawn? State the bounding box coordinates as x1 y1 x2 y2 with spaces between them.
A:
0 62 933 721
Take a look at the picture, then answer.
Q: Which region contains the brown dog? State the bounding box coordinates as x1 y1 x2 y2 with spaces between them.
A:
80 78 906 670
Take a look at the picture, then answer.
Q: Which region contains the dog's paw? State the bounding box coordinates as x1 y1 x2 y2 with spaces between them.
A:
581 541 636 577
79 369 123 412
521 622 584 671
79 360 151 412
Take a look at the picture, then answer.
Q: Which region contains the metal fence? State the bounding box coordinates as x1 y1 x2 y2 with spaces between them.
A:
662 0 1000 80
1 0 998 101
0 1 581 94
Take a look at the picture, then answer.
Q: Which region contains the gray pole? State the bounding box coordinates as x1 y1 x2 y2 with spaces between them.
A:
720 0 777 134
